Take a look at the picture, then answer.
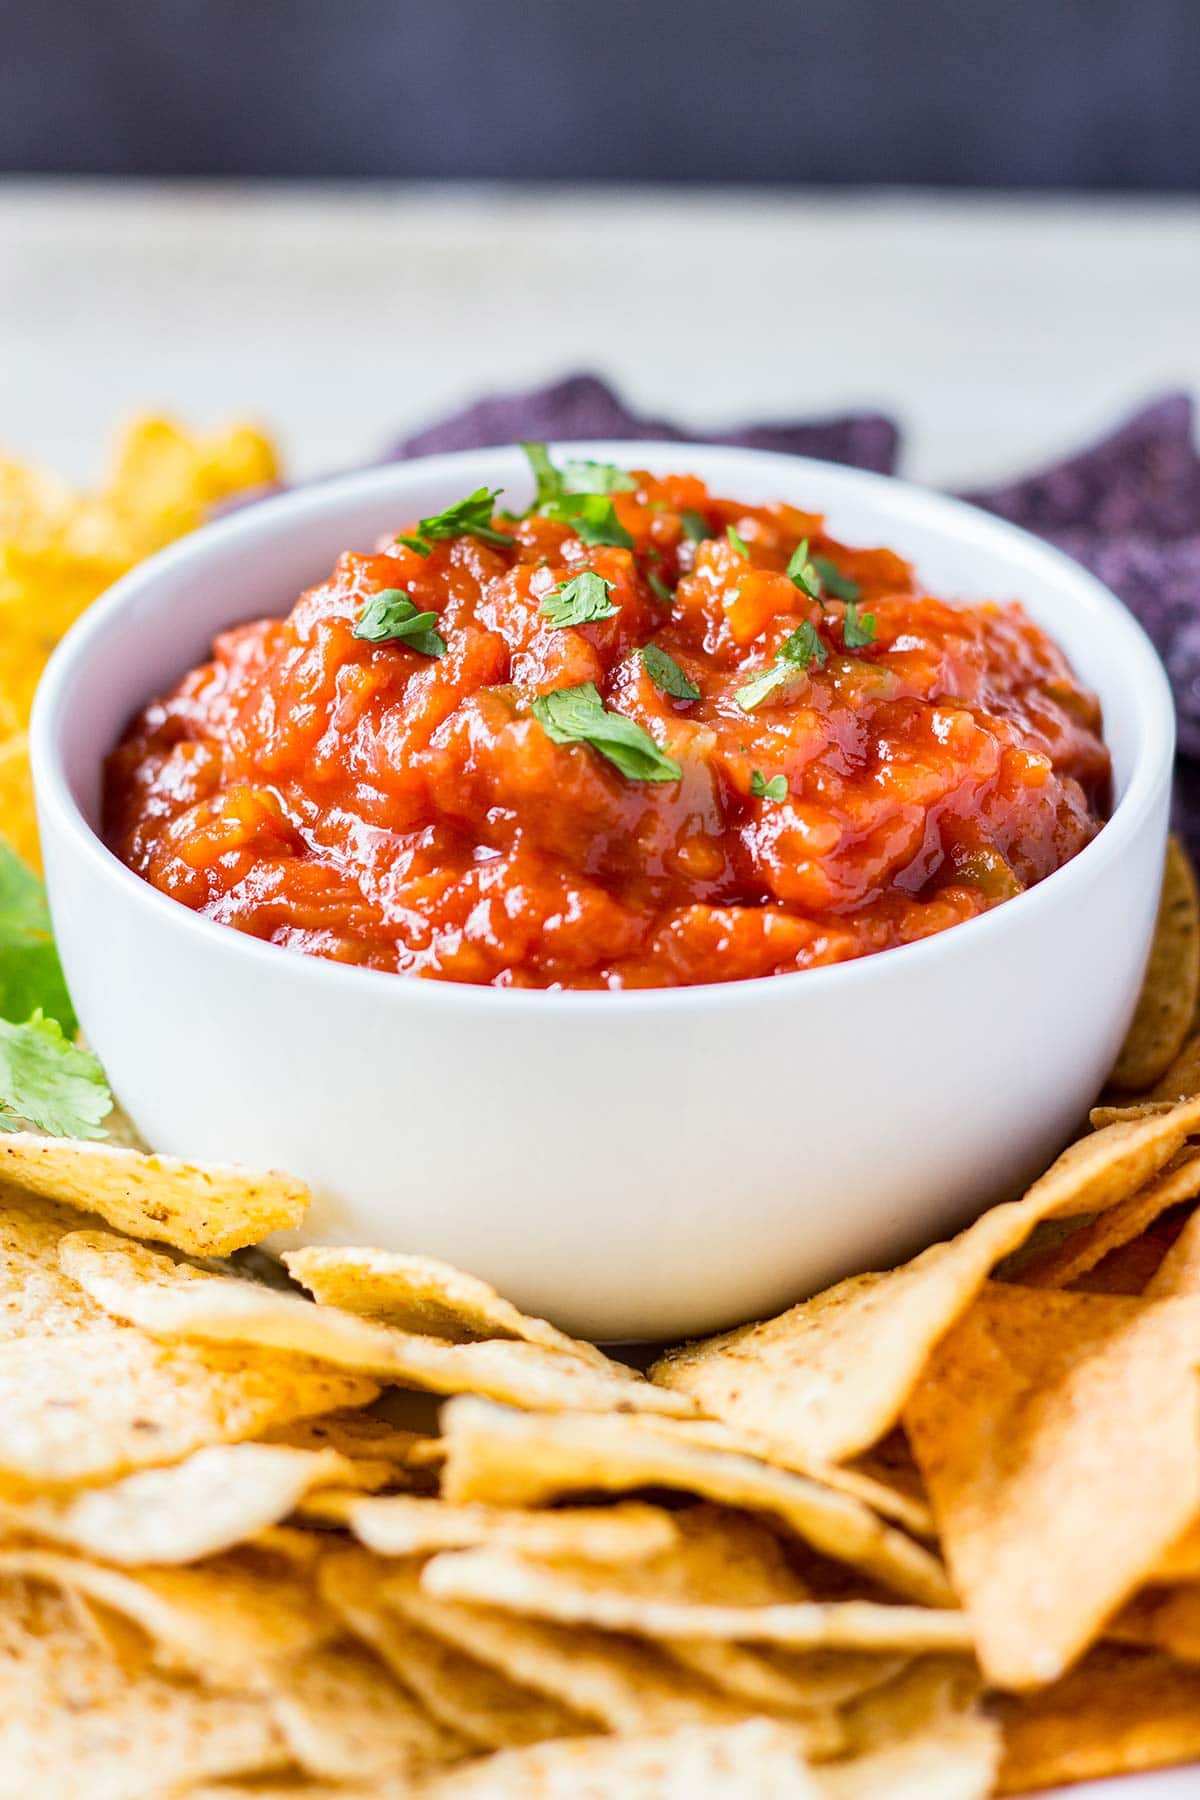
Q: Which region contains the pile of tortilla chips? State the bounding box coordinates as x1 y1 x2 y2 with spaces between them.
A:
3 426 1200 1796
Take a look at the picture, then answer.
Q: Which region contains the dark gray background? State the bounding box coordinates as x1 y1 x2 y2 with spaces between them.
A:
2 0 1198 187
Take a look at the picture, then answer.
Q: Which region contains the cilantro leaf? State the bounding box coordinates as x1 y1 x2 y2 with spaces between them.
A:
0 844 77 1035
532 683 682 783
843 602 878 650
0 1010 111 1138
353 589 446 657
734 620 827 712
750 770 788 801
561 459 637 496
397 488 514 556
726 526 750 560
640 644 700 702
520 442 563 509
541 493 634 550
679 511 710 544
539 570 619 629
812 555 861 602
646 569 675 605
786 538 824 605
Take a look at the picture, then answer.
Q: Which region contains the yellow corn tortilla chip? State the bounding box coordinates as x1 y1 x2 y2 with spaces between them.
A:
263 1410 432 1465
321 1547 588 1751
319 1492 680 1564
995 1646 1200 1793
0 731 38 870
60 1230 692 1416
0 1545 332 1683
1149 1030 1200 1101
664 1640 907 1713
1110 836 1200 1090
1150 1517 1200 1582
438 1397 953 1606
0 1184 126 1341
286 1245 613 1373
266 1635 468 1782
652 1096 1200 1466
0 1575 289 1798
905 1283 1200 1688
380 1556 792 1734
100 416 278 554
417 1718 826 1799
420 1543 970 1650
826 1657 999 1799
1018 1148 1200 1288
0 1441 352 1564
1110 1581 1200 1662
0 1134 307 1256
1145 1203 1200 1295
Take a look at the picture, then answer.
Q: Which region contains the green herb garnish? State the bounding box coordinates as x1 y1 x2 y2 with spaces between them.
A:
520 442 562 509
397 488 514 556
786 538 823 605
532 683 681 783
646 569 675 605
679 510 710 543
726 526 750 560
541 493 634 550
520 443 636 508
353 590 446 657
640 644 700 702
750 770 788 801
812 555 861 601
0 844 77 1035
539 570 619 629
0 1009 111 1138
733 619 827 712
842 602 878 649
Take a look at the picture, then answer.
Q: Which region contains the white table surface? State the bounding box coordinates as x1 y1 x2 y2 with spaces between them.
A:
2 179 1198 1796
1 181 1198 489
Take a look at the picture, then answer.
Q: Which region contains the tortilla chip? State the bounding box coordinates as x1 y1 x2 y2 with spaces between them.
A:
652 1096 1200 1466
0 1545 332 1683
826 1657 999 1799
1150 1517 1200 1583
438 1397 953 1606
1145 1203 1200 1295
663 1640 907 1712
0 1134 307 1255
417 1719 825 1799
381 1557 796 1733
266 1635 467 1781
995 1646 1200 1792
0 1441 352 1563
1149 1030 1200 1101
1110 1581 1200 1662
0 732 38 871
905 1283 1200 1687
322 1491 679 1564
1069 1209 1188 1294
321 1547 588 1750
0 1575 289 1797
263 1410 432 1465
1110 836 1200 1089
60 1230 692 1416
1018 1148 1200 1288
286 1245 613 1373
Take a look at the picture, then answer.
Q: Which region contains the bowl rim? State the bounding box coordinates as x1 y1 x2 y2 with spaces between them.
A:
30 438 1176 1015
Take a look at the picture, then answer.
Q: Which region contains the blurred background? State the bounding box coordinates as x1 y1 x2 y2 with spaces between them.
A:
1 0 1197 481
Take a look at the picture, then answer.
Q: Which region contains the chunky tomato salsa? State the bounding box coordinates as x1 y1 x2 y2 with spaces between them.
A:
104 452 1110 989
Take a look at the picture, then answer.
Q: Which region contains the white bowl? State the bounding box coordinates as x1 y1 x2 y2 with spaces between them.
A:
31 443 1174 1341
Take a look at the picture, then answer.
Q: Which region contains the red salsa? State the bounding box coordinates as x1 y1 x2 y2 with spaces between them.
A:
104 456 1110 989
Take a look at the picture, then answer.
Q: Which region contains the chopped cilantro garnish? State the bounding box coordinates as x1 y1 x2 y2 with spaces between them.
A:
726 525 750 560
843 602 878 649
679 510 710 543
541 493 634 550
561 459 637 496
812 555 861 602
0 845 77 1035
532 683 681 783
640 643 700 702
734 619 827 712
353 589 446 657
750 770 788 801
786 538 824 605
397 488 514 556
520 442 562 509
0 1009 111 1138
646 569 675 605
539 570 619 629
